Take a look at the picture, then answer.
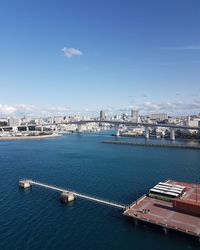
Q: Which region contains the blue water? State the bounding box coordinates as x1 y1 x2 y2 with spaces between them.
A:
0 132 199 250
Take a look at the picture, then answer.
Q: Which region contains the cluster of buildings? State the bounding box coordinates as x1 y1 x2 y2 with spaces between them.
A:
99 109 200 139
0 109 200 139
0 114 110 137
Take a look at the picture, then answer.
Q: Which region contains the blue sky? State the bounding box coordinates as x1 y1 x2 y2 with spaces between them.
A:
0 0 200 116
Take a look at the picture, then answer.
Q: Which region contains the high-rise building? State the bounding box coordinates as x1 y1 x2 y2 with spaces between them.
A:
8 117 21 127
186 116 191 126
131 109 139 123
100 110 106 120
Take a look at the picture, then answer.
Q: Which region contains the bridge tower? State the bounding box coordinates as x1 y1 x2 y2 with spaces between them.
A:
13 126 18 132
60 192 76 203
170 128 175 141
115 124 120 136
77 124 82 133
19 180 31 189
145 126 149 139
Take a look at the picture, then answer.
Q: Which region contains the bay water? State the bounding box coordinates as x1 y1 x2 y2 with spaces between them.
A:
0 131 199 250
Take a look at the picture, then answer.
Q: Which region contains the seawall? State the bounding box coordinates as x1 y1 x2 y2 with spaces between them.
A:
102 140 200 150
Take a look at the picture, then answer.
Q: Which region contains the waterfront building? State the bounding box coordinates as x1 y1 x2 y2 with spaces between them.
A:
0 118 8 126
8 117 21 127
122 113 128 121
185 116 200 127
114 115 122 120
150 113 168 121
45 117 54 124
53 116 64 124
82 115 91 120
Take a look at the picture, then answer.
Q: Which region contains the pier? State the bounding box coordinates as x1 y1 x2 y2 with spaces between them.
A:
19 179 200 240
102 140 200 150
124 180 200 239
19 179 126 210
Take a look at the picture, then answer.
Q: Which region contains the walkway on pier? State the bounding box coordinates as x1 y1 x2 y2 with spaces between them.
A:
25 179 126 210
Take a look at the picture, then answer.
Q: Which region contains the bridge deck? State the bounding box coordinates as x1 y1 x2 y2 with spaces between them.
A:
2 120 200 130
24 179 126 210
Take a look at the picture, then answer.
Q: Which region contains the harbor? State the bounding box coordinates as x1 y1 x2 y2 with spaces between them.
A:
19 178 200 240
1 132 199 250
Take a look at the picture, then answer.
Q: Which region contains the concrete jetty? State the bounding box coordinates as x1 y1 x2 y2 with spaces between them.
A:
60 192 76 203
102 140 200 150
19 179 126 209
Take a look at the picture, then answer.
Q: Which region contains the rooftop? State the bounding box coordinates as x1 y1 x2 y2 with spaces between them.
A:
124 180 200 237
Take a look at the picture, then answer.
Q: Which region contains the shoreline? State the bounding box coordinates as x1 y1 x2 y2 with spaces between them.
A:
102 140 200 150
0 134 61 140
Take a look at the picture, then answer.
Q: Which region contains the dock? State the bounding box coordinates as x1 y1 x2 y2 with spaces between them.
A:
124 180 200 239
19 179 126 209
19 178 200 240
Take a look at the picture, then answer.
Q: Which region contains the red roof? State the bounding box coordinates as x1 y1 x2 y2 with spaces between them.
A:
174 198 200 207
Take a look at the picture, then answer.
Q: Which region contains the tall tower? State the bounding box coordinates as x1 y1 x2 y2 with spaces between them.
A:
131 109 139 123
100 110 106 120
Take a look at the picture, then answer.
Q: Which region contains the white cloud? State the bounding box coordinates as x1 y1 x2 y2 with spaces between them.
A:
62 47 83 58
112 101 200 116
47 106 71 116
0 101 200 118
129 104 139 110
0 104 35 116
0 104 73 117
143 102 160 111
49 106 70 112
0 104 17 114
161 45 200 50
138 101 200 114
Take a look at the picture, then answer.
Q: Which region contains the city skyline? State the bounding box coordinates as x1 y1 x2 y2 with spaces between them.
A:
0 102 200 118
0 0 200 116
